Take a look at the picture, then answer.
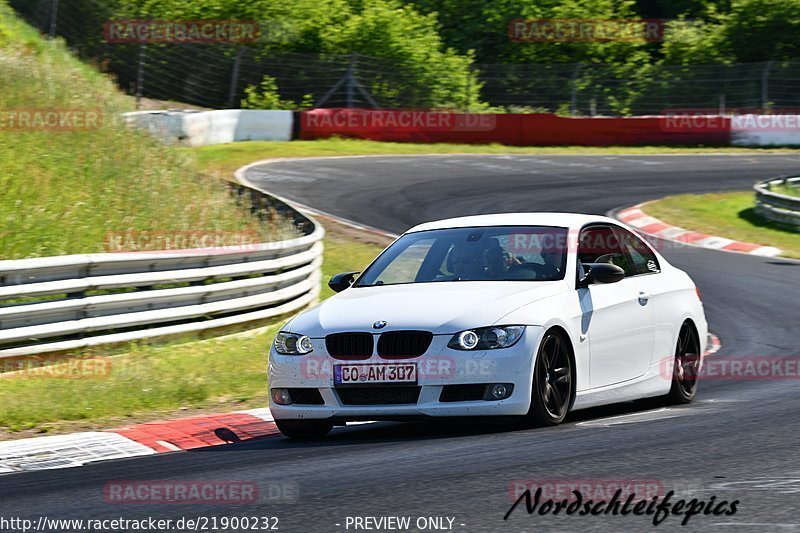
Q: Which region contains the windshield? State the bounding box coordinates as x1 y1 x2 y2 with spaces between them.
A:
356 226 569 286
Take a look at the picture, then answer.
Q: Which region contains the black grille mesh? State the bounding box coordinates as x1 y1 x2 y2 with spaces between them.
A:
377 331 433 358
325 332 373 360
337 386 421 405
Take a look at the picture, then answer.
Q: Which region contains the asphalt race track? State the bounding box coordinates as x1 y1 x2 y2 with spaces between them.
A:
3 154 800 532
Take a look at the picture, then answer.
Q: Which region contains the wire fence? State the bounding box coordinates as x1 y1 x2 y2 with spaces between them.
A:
11 0 800 115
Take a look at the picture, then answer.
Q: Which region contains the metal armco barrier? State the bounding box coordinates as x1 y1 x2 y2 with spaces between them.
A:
0 184 324 359
754 176 800 231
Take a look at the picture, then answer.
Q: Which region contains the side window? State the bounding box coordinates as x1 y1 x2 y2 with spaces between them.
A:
577 225 633 276
615 227 660 275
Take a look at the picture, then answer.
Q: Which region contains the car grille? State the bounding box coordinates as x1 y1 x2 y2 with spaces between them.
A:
439 384 487 402
287 388 325 405
325 332 373 360
336 386 421 405
377 331 433 358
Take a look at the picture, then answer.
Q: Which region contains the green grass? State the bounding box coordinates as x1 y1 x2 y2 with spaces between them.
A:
0 332 277 433
191 138 800 177
0 221 385 435
0 4 271 259
645 192 800 258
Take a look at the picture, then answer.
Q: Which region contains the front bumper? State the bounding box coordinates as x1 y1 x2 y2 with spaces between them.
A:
268 326 543 420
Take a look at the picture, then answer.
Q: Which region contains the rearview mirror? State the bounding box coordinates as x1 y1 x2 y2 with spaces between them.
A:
329 271 360 293
580 263 625 286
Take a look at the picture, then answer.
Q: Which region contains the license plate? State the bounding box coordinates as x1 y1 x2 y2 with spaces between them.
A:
334 363 417 386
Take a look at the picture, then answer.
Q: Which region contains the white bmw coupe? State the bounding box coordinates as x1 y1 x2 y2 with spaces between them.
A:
269 213 707 439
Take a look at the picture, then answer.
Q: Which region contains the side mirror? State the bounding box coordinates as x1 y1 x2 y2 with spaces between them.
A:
328 271 360 293
580 263 625 286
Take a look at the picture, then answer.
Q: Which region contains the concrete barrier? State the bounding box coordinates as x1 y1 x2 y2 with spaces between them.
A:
125 110 293 146
731 114 800 146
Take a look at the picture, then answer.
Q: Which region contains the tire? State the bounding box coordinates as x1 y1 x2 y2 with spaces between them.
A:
666 321 701 404
275 419 333 440
525 331 575 426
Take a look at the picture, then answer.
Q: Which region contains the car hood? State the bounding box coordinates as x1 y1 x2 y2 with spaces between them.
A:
286 281 569 337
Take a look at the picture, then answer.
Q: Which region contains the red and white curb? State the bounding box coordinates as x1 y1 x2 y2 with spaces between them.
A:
111 408 280 453
0 408 281 474
616 204 782 257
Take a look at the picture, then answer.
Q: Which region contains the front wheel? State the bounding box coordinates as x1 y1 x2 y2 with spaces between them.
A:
666 322 701 404
275 419 333 440
525 331 574 426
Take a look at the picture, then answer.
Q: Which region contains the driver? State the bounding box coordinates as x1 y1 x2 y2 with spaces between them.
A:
448 237 509 280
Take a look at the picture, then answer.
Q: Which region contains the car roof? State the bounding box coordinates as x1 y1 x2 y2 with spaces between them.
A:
406 213 620 233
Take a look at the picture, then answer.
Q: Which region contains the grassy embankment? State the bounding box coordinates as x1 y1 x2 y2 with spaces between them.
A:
645 192 800 258
0 4 385 436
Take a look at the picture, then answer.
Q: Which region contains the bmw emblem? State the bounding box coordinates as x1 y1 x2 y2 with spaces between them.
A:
373 320 387 329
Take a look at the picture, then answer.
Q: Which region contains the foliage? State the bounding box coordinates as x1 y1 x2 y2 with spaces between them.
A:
660 0 800 64
241 75 312 110
10 0 800 112
11 0 475 109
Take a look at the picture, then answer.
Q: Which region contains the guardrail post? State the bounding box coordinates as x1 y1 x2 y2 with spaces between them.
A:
227 48 245 109
465 64 472 113
761 60 774 111
346 53 356 108
48 0 59 39
136 44 147 111
570 63 582 116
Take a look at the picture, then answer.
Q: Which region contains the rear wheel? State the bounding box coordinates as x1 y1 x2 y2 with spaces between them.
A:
526 331 574 426
667 322 701 404
275 419 333 440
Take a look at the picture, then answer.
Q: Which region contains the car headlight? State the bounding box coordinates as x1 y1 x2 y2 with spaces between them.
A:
274 331 314 355
448 326 525 350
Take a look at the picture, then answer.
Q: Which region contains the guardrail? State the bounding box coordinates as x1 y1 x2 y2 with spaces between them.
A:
754 176 800 230
0 182 323 359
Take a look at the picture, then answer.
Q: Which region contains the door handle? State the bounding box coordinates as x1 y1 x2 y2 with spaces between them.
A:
638 291 651 304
